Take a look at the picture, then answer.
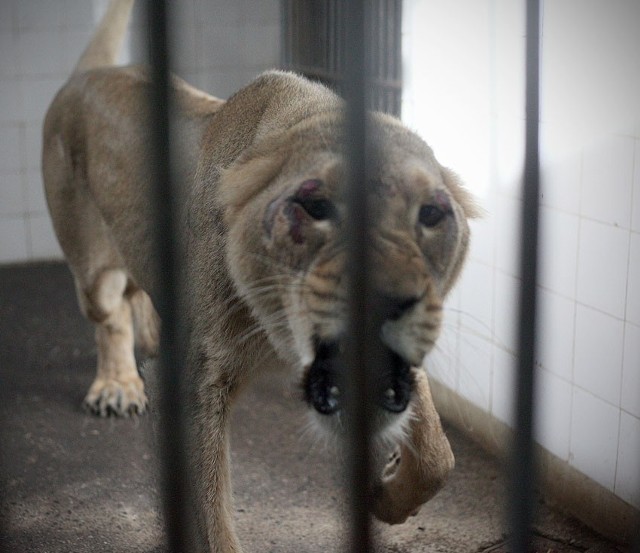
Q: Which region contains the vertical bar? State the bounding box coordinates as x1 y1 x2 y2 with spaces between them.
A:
343 1 375 552
145 1 194 551
509 1 541 552
281 0 291 68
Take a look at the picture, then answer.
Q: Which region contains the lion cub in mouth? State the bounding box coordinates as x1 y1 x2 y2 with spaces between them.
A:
43 0 478 550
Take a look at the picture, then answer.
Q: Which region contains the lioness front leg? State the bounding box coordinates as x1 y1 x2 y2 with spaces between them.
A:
372 368 454 524
190 361 244 553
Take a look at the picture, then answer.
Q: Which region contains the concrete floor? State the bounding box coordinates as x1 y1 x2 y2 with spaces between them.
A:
0 262 626 552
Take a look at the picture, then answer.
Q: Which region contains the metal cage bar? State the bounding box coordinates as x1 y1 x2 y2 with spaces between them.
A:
343 2 375 552
145 1 194 551
281 0 402 117
508 0 541 551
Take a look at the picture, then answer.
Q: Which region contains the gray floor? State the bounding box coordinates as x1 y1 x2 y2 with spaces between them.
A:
0 262 626 552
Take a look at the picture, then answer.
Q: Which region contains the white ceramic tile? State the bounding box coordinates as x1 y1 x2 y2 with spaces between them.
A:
539 207 579 298
426 323 459 392
60 30 94 74
0 32 17 77
241 25 280 69
0 172 26 216
445 276 462 309
615 412 640 509
632 140 640 233
581 135 634 228
577 219 629 319
627 232 640 327
21 78 63 126
179 71 207 93
61 0 100 28
539 121 582 214
16 1 61 30
537 289 575 382
493 271 519 354
0 81 23 125
540 0 586 127
0 217 29 262
535 369 572 461
195 0 242 28
495 194 522 277
622 323 640 419
90 0 111 22
491 346 516 426
570 387 620 492
28 213 62 260
24 123 45 175
26 171 46 214
492 29 525 120
17 30 64 77
495 117 525 198
172 23 198 73
468 208 495 267
0 126 23 173
542 1 640 137
457 260 494 337
0 3 14 31
574 304 624 407
205 71 252 100
240 0 280 25
170 0 197 29
125 28 147 65
457 332 492 412
199 24 244 69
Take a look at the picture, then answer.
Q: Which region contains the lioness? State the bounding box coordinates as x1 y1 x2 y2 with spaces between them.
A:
43 1 478 550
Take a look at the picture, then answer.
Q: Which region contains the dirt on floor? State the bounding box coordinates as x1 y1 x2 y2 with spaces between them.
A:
0 262 627 552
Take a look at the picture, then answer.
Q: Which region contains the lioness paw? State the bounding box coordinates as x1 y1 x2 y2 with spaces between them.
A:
83 376 147 417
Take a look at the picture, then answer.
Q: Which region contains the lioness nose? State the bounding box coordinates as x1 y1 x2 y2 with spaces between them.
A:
378 295 420 321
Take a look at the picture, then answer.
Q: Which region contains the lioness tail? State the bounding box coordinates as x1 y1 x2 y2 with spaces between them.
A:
73 0 135 74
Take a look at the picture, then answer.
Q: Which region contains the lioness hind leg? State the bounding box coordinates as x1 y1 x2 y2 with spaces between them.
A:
372 368 454 524
80 269 148 417
129 287 160 358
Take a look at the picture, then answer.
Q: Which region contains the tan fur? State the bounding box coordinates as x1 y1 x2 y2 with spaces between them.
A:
372 368 455 524
43 1 477 551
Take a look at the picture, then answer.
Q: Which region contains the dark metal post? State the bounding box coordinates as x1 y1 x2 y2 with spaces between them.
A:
145 2 194 551
343 1 375 552
509 0 541 551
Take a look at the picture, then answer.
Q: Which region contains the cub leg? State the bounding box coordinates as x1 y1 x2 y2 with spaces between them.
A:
372 368 454 524
81 269 148 416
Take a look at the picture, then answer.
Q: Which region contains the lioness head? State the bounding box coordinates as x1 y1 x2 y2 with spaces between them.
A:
220 107 477 436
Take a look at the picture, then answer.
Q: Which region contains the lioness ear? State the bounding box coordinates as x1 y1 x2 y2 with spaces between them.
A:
439 166 484 219
219 150 288 221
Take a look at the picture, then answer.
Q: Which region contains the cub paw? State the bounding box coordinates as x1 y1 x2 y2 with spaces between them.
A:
83 376 148 417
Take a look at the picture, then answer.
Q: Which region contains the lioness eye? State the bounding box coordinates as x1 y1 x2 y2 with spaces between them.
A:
294 197 337 221
419 204 446 227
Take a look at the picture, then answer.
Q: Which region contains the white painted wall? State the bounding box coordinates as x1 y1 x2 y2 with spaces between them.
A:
0 0 281 263
404 0 640 509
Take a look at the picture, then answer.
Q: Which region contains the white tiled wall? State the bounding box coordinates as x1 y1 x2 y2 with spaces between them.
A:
404 0 640 509
0 0 281 263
